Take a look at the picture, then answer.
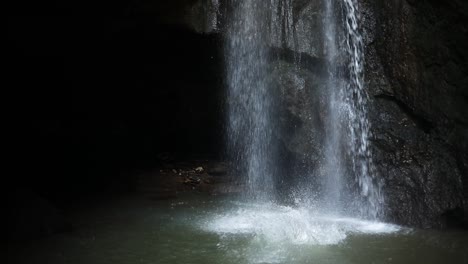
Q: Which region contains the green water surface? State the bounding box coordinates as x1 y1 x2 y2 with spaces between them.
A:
7 193 468 264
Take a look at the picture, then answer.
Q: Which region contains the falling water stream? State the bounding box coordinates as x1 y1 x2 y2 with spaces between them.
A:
321 0 345 214
227 0 381 216
341 0 383 219
226 0 276 201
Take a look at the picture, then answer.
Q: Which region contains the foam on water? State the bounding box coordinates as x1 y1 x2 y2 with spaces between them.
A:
203 202 401 246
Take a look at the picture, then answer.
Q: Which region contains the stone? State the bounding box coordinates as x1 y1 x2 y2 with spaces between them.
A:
361 0 468 228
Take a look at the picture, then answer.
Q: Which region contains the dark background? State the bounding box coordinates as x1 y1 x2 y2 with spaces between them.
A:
7 0 224 201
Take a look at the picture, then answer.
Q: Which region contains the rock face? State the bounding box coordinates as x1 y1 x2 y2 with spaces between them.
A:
361 0 468 228
272 60 327 170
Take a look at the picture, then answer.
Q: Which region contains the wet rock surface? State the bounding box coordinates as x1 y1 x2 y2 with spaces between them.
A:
272 60 326 169
361 0 468 228
369 96 464 228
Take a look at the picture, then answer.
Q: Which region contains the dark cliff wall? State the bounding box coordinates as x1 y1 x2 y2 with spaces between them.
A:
362 0 468 228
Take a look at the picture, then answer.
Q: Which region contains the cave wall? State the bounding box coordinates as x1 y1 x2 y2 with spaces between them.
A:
361 0 468 228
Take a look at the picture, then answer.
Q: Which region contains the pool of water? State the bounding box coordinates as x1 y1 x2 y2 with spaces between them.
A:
8 193 468 264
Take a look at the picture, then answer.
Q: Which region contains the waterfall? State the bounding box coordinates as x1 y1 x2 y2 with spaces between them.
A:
226 0 276 201
225 0 383 218
321 0 343 214
341 0 383 218
320 0 383 218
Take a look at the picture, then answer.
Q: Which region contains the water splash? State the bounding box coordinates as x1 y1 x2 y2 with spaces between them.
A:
205 203 400 244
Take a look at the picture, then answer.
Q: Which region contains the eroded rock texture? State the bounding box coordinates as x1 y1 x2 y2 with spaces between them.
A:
361 0 468 228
